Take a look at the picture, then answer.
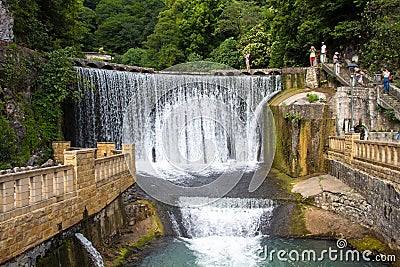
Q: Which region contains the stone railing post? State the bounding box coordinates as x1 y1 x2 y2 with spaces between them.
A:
64 149 96 216
52 141 71 164
122 144 136 179
344 133 360 165
96 142 116 158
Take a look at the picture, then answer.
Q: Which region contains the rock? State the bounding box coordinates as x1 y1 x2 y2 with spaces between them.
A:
41 159 54 168
26 155 40 167
11 120 26 139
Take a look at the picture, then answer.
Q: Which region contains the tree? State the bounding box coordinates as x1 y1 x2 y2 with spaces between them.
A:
358 0 400 72
238 24 270 68
121 48 147 66
215 0 261 39
7 0 87 52
94 0 165 54
208 37 240 68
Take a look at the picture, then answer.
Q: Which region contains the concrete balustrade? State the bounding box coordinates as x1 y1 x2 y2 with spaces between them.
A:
353 140 400 167
328 134 400 184
328 136 345 153
0 142 136 264
95 154 129 183
0 165 74 213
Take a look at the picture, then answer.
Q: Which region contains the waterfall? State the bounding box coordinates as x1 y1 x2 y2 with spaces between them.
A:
167 197 275 267
74 233 105 267
72 68 281 166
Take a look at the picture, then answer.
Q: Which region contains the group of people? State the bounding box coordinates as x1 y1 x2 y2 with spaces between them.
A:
309 42 327 67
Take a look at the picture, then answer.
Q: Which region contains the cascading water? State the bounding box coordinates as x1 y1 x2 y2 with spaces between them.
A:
74 233 104 267
72 67 280 164
168 197 275 267
71 68 385 266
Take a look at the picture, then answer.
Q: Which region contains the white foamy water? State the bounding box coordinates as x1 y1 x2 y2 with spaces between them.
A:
74 233 104 267
167 197 275 266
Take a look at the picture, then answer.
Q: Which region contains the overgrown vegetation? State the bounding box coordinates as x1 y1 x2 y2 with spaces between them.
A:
376 105 400 122
306 93 319 103
284 112 303 123
5 0 400 74
0 45 79 168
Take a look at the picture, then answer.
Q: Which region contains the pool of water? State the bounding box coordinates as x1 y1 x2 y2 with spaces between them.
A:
140 236 388 267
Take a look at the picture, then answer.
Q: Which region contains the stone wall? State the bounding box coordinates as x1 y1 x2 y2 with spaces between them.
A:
315 190 373 228
52 141 71 164
330 160 400 250
368 132 398 142
328 134 400 250
281 67 307 90
0 143 136 265
272 102 336 177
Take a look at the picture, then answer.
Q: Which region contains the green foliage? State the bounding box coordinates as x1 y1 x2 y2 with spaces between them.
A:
383 109 400 122
121 48 147 66
214 0 261 38
239 24 270 68
0 47 79 168
7 0 87 52
0 114 17 169
284 112 303 123
306 93 319 103
94 0 165 54
208 37 240 68
1 45 29 96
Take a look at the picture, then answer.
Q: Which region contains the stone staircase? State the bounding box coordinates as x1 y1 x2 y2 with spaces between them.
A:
377 84 400 120
321 62 400 120
321 63 350 86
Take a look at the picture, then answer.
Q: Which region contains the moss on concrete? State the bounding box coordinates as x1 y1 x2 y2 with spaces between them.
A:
349 236 388 254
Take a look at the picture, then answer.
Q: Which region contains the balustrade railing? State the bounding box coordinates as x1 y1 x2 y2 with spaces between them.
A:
328 136 345 154
95 153 129 183
353 140 399 167
0 165 74 213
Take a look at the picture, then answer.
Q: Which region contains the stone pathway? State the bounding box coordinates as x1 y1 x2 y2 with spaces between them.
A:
291 174 351 198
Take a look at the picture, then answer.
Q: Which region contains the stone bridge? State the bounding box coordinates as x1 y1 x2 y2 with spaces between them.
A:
0 142 135 265
328 134 400 250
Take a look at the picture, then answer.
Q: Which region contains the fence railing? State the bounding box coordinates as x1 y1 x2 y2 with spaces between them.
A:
0 165 74 213
328 136 345 154
354 140 400 167
95 153 129 183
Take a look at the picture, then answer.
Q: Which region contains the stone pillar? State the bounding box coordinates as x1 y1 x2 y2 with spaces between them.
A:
0 181 14 212
96 142 116 158
305 67 319 88
122 144 136 179
52 141 71 164
344 133 361 165
64 149 97 216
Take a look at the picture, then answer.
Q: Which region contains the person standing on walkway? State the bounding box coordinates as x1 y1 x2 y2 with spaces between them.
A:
245 51 250 71
383 68 391 93
309 46 316 67
396 130 400 142
320 42 327 63
333 52 340 75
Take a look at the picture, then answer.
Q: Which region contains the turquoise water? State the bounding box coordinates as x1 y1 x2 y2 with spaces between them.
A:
139 196 390 267
140 237 388 267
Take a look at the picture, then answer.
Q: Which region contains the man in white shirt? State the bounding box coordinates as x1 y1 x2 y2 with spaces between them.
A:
320 42 327 63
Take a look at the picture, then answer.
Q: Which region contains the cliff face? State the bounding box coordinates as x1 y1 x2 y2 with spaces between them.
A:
0 0 13 42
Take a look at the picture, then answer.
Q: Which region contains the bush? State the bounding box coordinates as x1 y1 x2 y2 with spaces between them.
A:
306 93 319 103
